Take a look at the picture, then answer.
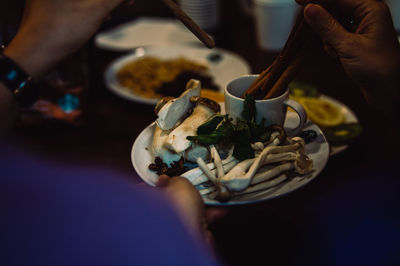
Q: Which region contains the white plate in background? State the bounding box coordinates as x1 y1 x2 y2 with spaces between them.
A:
104 45 251 105
319 95 359 156
95 17 203 51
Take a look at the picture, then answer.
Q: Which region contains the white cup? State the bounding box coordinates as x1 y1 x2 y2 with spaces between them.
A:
225 75 307 135
178 0 219 31
240 0 300 51
386 0 400 33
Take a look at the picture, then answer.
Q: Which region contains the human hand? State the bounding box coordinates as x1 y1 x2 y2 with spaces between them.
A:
296 0 400 113
4 0 134 77
156 175 227 248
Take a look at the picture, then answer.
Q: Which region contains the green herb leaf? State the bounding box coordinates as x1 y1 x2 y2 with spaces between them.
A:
196 115 225 135
253 118 272 142
187 116 234 146
241 94 256 121
187 134 222 145
233 118 252 139
187 93 278 161
233 142 254 161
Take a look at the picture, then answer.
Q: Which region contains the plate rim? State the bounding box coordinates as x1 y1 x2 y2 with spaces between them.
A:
131 122 157 187
94 17 202 52
318 94 359 156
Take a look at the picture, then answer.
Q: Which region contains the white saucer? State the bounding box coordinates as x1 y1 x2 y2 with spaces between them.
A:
131 112 330 206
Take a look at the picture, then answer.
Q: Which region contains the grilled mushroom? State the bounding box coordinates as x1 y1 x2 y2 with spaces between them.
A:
165 96 220 153
155 79 201 131
151 125 181 166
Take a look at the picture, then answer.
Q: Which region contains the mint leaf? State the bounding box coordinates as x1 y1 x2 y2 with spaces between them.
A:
187 93 278 161
187 116 234 146
196 115 225 135
241 94 256 122
233 142 254 161
234 118 252 139
187 134 222 145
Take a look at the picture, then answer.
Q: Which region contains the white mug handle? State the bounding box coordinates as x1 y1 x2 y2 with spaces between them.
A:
284 98 307 136
238 0 254 16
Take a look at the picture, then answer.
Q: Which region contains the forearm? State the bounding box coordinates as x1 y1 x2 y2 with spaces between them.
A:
0 40 51 133
0 83 18 133
4 29 57 79
0 0 132 134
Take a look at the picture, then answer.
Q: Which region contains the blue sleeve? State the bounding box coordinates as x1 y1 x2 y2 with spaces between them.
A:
0 145 219 266
294 167 400 266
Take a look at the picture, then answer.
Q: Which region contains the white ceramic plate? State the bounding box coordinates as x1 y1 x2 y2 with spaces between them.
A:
104 46 251 105
131 112 330 206
318 94 359 156
95 18 203 51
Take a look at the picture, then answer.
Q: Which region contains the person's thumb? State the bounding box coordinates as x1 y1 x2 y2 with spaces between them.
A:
304 4 350 51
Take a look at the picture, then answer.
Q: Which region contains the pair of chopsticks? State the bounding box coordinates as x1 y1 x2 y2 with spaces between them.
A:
243 7 313 99
243 1 321 99
162 0 215 48
243 0 355 100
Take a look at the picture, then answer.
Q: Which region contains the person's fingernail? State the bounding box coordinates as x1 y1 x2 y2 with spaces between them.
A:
305 4 322 22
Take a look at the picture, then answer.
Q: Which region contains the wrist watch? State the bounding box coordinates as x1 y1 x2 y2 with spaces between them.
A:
0 52 39 106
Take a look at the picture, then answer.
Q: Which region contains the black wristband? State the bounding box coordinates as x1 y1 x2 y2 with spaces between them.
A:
0 53 39 106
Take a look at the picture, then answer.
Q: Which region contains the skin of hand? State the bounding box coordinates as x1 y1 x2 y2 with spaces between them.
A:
296 0 400 115
156 175 227 250
0 0 134 132
3 0 134 78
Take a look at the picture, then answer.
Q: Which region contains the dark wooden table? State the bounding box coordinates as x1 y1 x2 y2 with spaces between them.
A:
10 1 399 265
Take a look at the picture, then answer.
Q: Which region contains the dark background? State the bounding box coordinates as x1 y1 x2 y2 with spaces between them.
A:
2 1 399 265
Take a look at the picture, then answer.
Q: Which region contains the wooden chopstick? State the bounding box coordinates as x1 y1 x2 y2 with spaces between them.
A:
243 2 315 99
263 53 303 99
161 0 215 48
261 13 310 96
241 62 275 98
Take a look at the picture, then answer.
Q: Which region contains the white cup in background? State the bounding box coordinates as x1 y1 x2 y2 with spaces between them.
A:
178 0 219 31
225 75 307 136
386 0 400 33
240 0 300 51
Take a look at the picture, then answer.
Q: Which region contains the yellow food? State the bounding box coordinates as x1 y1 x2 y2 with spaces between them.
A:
293 96 344 127
117 56 208 99
200 89 225 103
334 129 350 137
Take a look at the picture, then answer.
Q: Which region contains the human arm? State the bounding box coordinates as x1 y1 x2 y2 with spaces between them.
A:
296 0 400 119
0 83 17 132
0 146 220 265
0 0 133 132
156 175 227 249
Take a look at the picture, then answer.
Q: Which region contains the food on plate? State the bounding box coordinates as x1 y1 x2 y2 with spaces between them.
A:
288 81 363 145
289 81 319 98
117 56 219 99
299 130 318 144
295 97 344 127
324 123 363 146
148 79 314 202
155 79 202 131
148 157 186 177
151 79 220 165
200 89 225 103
